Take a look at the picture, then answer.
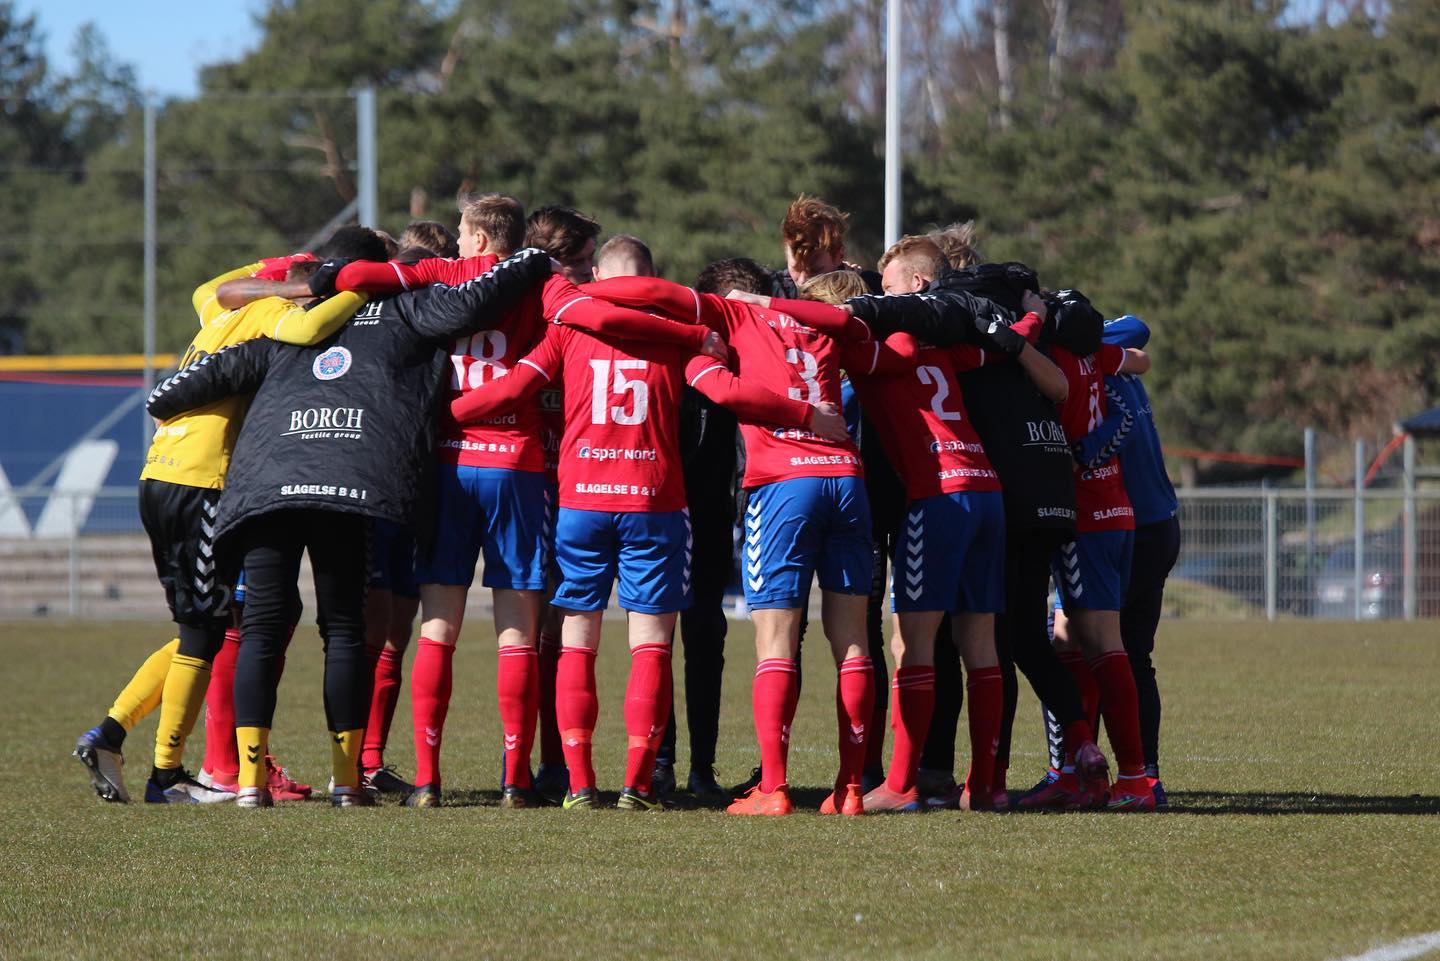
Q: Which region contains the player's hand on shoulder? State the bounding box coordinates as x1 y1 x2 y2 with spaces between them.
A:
701 330 730 363
1020 289 1048 322
725 289 771 308
807 401 848 443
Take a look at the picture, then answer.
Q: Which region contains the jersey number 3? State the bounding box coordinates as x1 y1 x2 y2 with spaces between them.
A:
589 359 649 425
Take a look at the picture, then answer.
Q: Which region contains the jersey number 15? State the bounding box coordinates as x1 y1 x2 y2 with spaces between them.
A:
589 359 649 425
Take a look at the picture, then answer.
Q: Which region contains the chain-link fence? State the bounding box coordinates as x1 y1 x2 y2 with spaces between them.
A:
4 485 1440 621
1169 488 1440 619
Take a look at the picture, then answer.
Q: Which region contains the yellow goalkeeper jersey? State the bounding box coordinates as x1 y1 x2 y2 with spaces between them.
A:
140 261 367 490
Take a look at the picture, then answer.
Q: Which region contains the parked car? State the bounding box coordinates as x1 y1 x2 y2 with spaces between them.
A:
1314 528 1403 620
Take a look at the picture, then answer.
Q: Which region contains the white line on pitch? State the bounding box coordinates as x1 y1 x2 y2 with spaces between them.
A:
1329 931 1440 961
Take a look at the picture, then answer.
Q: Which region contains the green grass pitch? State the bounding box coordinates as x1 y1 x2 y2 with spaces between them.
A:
3 618 1439 959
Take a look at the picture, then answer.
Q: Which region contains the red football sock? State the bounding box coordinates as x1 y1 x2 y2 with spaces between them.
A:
410 637 454 788
835 656 874 789
884 666 936 793
963 666 1003 798
623 643 672 793
556 647 599 792
537 633 563 767
863 687 887 772
1059 650 1100 734
1089 649 1146 777
361 647 404 772
202 627 241 780
497 645 539 788
753 658 798 793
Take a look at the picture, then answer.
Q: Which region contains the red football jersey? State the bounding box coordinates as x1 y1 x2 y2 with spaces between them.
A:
705 296 862 487
539 380 564 483
580 278 866 488
843 336 1001 501
336 256 707 474
1051 343 1134 532
449 323 813 513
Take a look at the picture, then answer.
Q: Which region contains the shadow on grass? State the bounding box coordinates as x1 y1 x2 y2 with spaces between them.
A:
1164 790 1440 816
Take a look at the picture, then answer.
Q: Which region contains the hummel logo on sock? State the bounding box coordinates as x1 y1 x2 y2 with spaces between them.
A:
425 726 441 747
503 734 519 751
246 744 260 764
168 734 181 747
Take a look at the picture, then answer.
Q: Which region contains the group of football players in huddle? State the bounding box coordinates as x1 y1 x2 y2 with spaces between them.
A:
73 192 1179 815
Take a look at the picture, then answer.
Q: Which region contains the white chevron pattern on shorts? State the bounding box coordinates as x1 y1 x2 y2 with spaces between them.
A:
904 506 925 600
744 499 764 592
1060 542 1083 597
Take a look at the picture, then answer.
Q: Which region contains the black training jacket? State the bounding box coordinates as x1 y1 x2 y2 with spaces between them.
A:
146 248 552 545
844 270 1078 535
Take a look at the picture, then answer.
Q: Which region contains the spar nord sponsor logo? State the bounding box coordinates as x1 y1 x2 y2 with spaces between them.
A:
284 407 366 438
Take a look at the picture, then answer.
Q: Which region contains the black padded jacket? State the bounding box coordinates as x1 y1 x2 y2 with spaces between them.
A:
146 248 552 545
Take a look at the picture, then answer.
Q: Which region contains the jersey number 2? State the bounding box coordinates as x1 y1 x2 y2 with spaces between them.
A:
916 365 962 421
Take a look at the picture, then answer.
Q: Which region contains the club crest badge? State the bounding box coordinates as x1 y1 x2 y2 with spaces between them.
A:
313 346 352 381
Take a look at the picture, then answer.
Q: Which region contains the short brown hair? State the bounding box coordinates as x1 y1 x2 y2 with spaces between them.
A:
878 235 948 282
596 234 655 276
460 193 526 255
782 195 848 270
524 205 601 262
696 257 772 297
374 230 399 260
799 270 867 306
929 221 982 269
399 219 458 259
285 260 321 282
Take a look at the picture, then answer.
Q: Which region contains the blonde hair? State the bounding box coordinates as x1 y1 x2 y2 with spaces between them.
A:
459 193 526 255
596 234 655 276
399 219 458 259
877 235 947 281
929 220 982 269
799 270 867 306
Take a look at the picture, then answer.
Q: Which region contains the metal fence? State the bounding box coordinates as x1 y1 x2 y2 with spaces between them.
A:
4 486 1440 620
1171 488 1440 620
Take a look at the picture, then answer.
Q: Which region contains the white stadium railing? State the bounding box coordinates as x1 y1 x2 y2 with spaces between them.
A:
2 486 1438 620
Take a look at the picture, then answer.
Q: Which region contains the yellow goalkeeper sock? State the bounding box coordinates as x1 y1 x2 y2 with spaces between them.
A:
152 653 211 770
330 728 364 789
106 638 180 730
237 727 269 790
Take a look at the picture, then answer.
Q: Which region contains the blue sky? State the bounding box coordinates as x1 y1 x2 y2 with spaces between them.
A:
19 1 264 98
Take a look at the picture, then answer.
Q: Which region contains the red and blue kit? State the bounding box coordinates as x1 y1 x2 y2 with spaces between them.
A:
1049 342 1135 611
449 322 814 614
841 333 1006 615
335 255 711 589
583 278 874 611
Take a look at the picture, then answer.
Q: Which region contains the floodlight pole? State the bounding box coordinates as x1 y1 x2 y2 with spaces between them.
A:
1402 433 1416 621
142 93 157 452
356 86 378 228
884 0 902 248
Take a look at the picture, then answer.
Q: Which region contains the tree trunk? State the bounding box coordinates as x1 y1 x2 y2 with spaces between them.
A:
1046 0 1070 112
993 0 1014 129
